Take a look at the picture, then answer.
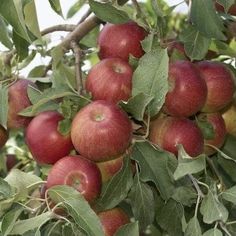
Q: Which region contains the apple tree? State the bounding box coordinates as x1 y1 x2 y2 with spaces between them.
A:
0 0 236 235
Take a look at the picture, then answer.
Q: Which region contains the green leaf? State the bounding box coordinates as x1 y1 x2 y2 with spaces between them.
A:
190 0 226 40
196 115 215 140
80 26 100 48
48 0 63 17
10 211 53 235
0 178 13 200
0 86 8 129
173 145 206 180
89 0 130 24
129 174 155 231
24 0 41 38
202 228 223 236
0 0 31 42
58 118 71 136
114 222 139 236
180 25 211 61
0 16 13 49
221 185 236 204
132 48 169 117
141 33 160 53
216 0 235 12
28 65 47 78
200 186 228 224
66 0 87 18
120 93 153 121
51 45 64 68
184 217 202 236
96 156 133 211
131 141 177 200
48 185 104 236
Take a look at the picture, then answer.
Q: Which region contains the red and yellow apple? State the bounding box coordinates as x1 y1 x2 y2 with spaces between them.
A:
0 125 8 149
222 101 236 137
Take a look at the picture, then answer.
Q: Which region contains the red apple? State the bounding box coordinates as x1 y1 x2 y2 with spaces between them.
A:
0 126 8 148
98 21 147 61
8 79 36 129
86 58 133 104
215 1 236 15
222 101 236 137
46 155 102 203
149 116 204 157
25 111 74 164
6 154 18 171
167 40 188 61
98 208 130 236
197 61 235 112
197 113 226 155
71 100 132 162
163 60 207 117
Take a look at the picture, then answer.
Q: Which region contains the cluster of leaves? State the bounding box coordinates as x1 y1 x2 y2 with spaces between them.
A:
0 0 236 235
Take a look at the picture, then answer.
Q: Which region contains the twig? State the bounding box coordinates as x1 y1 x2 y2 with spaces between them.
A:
71 41 84 94
41 24 76 36
188 174 205 198
220 222 232 236
77 9 92 24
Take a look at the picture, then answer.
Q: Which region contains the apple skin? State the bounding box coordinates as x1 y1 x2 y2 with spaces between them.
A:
6 154 18 171
71 100 133 162
149 116 204 157
98 22 147 61
197 61 235 112
8 79 36 129
215 1 236 15
98 208 130 236
25 111 74 165
86 58 133 104
0 126 8 148
163 60 207 117
222 102 236 137
198 113 226 156
46 155 102 203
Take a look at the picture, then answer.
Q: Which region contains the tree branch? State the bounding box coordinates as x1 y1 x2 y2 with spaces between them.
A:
41 24 77 36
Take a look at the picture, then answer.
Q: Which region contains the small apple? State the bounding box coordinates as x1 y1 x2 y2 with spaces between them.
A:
25 111 74 164
6 154 18 171
98 207 130 236
0 126 8 149
86 58 133 104
8 79 36 129
98 21 147 61
46 155 102 203
163 60 207 117
71 100 132 162
197 61 235 112
197 113 226 156
222 101 236 137
149 116 204 157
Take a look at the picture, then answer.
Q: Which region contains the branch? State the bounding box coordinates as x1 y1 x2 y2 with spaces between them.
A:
41 24 77 36
77 9 92 24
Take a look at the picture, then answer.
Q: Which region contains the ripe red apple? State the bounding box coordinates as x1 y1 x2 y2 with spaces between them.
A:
149 116 204 157
46 155 102 203
163 60 207 117
25 111 74 164
98 208 130 236
222 101 236 137
8 79 36 129
215 1 236 15
197 113 226 155
197 61 235 112
86 58 133 104
0 126 8 148
98 21 147 61
6 154 18 171
71 100 132 162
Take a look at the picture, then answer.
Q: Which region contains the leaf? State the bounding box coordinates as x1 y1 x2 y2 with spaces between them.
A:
216 0 235 12
221 185 236 204
0 178 13 200
180 25 211 61
141 33 160 53
184 217 202 236
28 65 47 77
48 0 63 17
120 93 153 121
0 16 13 49
173 145 206 180
58 118 72 136
0 86 8 129
80 26 100 48
89 0 130 24
96 156 133 211
48 185 104 236
200 187 228 224
132 48 169 117
0 0 30 42
66 0 87 18
190 0 226 40
196 115 215 140
10 212 53 235
202 228 223 236
131 141 177 200
114 222 139 236
129 174 155 231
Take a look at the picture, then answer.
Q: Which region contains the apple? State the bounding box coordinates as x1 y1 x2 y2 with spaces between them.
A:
163 60 207 117
85 58 133 104
6 154 18 171
149 116 204 157
197 61 235 112
197 113 226 155
71 100 133 162
0 125 8 148
46 155 101 203
98 207 130 236
98 21 147 61
167 40 188 61
222 101 236 137
25 111 74 164
8 79 36 129
215 1 236 15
